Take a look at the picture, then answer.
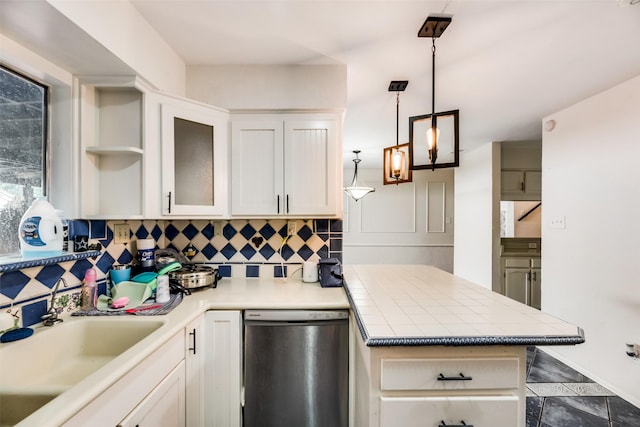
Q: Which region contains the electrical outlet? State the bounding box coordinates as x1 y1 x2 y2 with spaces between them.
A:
213 221 222 237
549 216 566 229
114 224 129 244
287 221 297 236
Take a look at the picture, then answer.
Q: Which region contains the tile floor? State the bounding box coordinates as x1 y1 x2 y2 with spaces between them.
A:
526 347 640 427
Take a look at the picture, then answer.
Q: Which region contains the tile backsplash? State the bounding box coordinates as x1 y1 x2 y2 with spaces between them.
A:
0 218 342 327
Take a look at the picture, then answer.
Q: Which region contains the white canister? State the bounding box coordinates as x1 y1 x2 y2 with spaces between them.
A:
302 261 319 283
156 275 170 303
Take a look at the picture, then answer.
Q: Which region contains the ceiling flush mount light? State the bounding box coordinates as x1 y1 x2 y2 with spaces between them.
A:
383 80 412 185
344 150 375 202
409 15 460 171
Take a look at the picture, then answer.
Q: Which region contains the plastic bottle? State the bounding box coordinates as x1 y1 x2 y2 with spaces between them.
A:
55 209 69 252
18 197 64 257
81 268 98 311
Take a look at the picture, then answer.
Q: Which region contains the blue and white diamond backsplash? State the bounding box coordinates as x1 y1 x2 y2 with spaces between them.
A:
0 218 342 327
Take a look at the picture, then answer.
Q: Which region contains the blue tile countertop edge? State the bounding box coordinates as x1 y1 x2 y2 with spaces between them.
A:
0 251 102 273
343 278 586 348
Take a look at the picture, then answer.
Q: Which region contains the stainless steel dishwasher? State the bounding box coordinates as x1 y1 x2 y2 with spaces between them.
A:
243 310 349 427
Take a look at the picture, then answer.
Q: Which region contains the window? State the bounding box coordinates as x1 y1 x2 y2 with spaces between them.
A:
0 65 49 255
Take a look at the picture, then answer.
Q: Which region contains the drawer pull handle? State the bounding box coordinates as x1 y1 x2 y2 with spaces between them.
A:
437 373 473 381
439 421 473 427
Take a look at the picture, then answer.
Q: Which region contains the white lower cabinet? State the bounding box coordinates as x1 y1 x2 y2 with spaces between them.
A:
186 315 206 427
63 331 185 426
353 316 526 427
380 395 519 427
205 310 242 427
118 362 186 427
502 257 541 309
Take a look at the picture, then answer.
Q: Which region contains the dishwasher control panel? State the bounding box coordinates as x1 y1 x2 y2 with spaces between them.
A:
244 310 349 322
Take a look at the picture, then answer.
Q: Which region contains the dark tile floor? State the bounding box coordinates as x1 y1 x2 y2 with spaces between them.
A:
526 346 640 427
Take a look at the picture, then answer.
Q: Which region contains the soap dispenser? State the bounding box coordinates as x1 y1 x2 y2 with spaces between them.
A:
81 268 97 311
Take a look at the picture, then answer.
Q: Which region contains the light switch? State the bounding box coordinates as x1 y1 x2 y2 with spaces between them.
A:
114 223 129 244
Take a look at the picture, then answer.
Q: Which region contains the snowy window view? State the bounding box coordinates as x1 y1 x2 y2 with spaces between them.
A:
0 66 48 255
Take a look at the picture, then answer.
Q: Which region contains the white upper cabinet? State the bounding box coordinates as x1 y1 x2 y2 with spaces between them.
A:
159 95 229 217
230 112 342 218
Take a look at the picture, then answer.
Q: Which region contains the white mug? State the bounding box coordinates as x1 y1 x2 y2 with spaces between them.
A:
302 261 319 283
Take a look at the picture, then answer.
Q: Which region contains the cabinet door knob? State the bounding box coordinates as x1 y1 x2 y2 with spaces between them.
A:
439 421 473 427
277 195 280 214
168 191 172 214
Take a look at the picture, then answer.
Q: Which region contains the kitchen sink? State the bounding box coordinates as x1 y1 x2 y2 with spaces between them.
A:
0 317 165 425
0 392 57 427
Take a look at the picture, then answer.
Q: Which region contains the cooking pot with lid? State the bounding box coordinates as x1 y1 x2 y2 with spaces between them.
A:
168 264 220 290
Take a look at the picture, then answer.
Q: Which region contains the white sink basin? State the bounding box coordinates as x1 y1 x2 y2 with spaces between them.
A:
0 317 165 425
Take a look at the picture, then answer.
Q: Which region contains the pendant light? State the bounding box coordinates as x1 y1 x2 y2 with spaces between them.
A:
383 80 412 185
408 15 459 171
344 150 375 202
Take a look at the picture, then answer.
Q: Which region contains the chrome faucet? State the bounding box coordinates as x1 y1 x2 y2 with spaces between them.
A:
41 277 67 326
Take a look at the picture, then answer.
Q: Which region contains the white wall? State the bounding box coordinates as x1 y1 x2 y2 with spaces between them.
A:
453 142 501 290
541 75 640 407
343 168 454 272
186 64 347 110
47 0 186 95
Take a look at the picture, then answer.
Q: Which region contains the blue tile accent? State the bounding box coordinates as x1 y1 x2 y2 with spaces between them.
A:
330 238 343 252
259 244 276 260
165 223 180 240
89 220 107 239
182 223 199 240
220 243 237 260
117 249 134 265
297 244 314 261
202 223 215 240
315 219 329 232
223 223 237 240
151 225 163 241
218 265 232 277
317 246 329 259
0 271 31 299
259 223 276 240
135 225 148 239
298 224 313 241
70 220 89 239
277 224 288 238
21 299 48 327
201 243 217 259
103 227 114 246
240 223 257 240
274 265 287 278
240 244 256 260
70 259 94 281
35 264 65 288
246 265 259 278
330 219 343 233
0 250 101 274
96 252 116 274
280 245 294 261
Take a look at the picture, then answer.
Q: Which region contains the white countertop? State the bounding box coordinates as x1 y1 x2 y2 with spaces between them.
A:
343 264 584 346
6 277 349 427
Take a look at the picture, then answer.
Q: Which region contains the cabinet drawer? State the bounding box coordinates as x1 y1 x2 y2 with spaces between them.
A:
380 395 519 427
504 258 530 268
380 358 519 391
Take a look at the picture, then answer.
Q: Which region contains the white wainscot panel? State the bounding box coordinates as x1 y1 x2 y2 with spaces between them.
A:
427 181 445 233
360 182 416 233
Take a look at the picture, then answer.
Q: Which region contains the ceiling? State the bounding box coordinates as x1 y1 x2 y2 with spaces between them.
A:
3 1 640 168
128 0 640 168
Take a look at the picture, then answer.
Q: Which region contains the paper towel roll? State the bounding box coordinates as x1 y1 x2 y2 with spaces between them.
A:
302 261 319 283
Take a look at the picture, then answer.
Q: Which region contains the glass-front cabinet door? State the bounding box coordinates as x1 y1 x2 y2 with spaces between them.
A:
160 98 228 217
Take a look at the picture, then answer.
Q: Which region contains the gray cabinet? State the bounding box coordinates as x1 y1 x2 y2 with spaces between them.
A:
502 257 541 309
